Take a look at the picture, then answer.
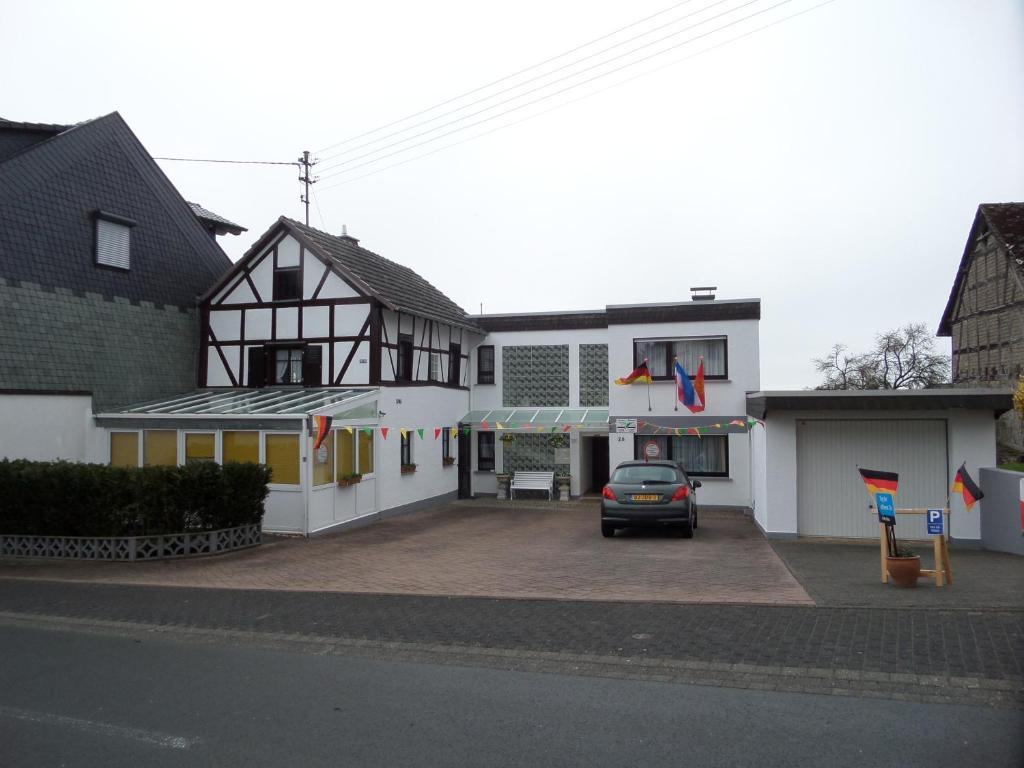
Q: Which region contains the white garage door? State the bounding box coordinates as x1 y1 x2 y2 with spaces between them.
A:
796 419 948 539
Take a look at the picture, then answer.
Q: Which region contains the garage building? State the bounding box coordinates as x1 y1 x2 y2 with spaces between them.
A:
747 389 1011 542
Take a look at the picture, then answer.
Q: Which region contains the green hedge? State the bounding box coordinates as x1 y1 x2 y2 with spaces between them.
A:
0 460 270 537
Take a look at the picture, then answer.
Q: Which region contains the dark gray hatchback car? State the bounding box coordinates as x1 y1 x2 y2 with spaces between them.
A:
601 460 700 538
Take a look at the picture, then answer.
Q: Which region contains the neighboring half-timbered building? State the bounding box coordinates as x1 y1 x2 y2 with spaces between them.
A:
938 202 1024 457
198 217 478 392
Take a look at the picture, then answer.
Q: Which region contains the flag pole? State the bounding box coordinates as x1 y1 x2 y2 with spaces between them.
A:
672 356 678 412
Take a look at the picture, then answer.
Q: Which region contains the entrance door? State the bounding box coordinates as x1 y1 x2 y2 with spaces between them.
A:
590 435 610 492
457 428 472 499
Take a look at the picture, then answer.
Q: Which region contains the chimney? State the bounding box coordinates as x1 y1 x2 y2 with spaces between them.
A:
690 286 716 302
339 224 359 246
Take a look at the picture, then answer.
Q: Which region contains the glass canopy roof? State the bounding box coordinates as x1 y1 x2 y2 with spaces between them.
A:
107 388 378 418
460 408 609 430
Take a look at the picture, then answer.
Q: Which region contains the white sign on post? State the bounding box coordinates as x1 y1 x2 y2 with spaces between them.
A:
643 441 661 460
615 418 637 434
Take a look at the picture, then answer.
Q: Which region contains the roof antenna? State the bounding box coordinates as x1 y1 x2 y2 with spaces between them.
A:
480 302 483 315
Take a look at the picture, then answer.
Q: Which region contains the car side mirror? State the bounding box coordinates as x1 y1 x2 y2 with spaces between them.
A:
691 480 702 489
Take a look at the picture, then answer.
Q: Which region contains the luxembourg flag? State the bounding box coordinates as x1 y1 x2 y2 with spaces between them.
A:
674 358 705 413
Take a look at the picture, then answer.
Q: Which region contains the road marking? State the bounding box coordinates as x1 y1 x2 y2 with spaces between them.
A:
0 705 200 750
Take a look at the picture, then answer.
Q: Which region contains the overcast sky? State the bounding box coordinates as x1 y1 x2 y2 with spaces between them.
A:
3 0 1022 388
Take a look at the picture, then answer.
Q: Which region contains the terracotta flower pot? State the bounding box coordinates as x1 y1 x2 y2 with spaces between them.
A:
886 556 921 588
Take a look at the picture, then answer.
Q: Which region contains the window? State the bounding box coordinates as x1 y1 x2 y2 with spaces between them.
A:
428 353 442 382
185 433 215 462
442 427 451 462
313 432 335 486
477 345 495 384
110 432 138 467
273 266 301 301
274 347 304 385
477 432 495 471
143 430 177 466
223 431 259 464
397 334 413 380
337 430 356 477
449 343 462 385
400 431 413 466
358 429 374 474
265 433 300 485
95 212 134 270
634 337 727 380
633 434 728 477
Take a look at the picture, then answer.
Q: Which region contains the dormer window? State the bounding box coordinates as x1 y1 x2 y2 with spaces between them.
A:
94 211 136 270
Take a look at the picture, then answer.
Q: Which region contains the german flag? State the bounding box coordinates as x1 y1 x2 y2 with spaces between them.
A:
312 415 332 451
952 463 984 511
859 468 899 497
615 359 653 385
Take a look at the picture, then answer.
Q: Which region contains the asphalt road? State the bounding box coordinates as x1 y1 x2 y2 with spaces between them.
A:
1 623 1020 768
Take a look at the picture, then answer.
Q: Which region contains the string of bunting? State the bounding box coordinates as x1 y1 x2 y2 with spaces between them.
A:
312 417 765 440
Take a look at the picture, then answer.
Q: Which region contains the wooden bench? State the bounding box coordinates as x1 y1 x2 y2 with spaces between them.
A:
510 471 555 500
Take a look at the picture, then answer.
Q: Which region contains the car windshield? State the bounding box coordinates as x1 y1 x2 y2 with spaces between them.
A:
611 465 680 484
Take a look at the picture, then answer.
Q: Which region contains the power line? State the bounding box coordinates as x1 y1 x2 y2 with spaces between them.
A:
315 0 735 167
316 0 794 183
152 156 300 166
312 0 700 156
317 0 838 194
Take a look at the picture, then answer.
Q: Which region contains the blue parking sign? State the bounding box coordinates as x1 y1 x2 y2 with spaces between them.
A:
876 492 895 522
927 508 944 536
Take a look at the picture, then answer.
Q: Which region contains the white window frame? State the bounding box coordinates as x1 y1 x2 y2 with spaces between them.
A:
94 212 135 270
108 429 142 467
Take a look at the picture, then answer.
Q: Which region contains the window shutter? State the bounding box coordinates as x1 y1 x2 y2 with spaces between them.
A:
247 346 267 388
303 345 323 387
96 218 131 269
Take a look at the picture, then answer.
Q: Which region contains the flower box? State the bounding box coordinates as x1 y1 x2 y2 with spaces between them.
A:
442 457 456 467
336 474 363 487
401 463 417 475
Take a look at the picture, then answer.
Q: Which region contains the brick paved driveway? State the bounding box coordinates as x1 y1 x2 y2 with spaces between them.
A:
0 500 812 605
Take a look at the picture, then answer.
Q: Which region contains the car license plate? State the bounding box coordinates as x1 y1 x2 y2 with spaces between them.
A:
631 494 660 501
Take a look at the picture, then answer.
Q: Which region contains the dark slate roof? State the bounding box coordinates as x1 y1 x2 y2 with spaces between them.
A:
0 111 232 308
745 388 1012 419
476 299 760 332
188 201 247 236
938 202 1024 336
278 218 479 331
0 117 70 132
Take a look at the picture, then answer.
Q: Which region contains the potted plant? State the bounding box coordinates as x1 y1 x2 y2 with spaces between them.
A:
886 543 921 588
496 472 511 500
555 471 571 501
401 463 417 475
548 434 569 449
500 433 517 444
336 472 363 487
442 456 456 467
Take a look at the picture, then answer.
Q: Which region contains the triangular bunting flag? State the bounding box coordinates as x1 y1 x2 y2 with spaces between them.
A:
362 427 372 437
450 427 458 439
345 426 354 434
434 428 442 440
381 427 390 439
417 428 424 440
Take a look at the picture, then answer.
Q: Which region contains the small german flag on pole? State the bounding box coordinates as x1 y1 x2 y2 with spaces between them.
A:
614 360 653 385
952 463 984 511
858 468 899 497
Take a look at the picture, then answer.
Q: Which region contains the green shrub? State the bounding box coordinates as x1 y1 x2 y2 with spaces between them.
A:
0 459 270 537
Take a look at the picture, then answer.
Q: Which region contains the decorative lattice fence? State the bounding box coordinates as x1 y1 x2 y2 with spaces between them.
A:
0 523 261 561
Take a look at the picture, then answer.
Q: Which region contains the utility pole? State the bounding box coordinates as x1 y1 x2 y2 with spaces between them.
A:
298 150 317 226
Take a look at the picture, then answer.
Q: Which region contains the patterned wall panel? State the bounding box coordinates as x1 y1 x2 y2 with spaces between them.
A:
502 345 569 407
502 434 565 474
579 343 609 407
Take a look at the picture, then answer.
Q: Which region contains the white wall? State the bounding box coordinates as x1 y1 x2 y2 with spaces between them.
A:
607 317 760 508
0 394 99 462
375 385 469 513
758 408 997 540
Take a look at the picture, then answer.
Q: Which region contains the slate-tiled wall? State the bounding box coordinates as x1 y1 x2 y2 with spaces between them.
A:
0 280 198 411
502 345 569 407
579 343 609 407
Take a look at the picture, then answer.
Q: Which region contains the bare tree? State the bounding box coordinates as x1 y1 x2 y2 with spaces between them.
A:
814 323 949 390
